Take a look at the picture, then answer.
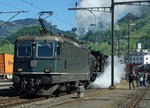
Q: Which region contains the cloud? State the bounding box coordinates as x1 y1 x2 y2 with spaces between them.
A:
75 0 147 37
90 56 126 88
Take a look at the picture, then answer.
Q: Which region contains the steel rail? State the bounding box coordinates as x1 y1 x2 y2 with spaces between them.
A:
0 97 46 108
0 96 20 105
130 86 149 108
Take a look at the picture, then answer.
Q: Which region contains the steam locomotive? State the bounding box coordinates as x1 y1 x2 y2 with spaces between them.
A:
134 64 150 73
12 35 107 95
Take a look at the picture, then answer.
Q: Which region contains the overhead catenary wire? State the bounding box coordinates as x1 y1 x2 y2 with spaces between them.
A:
0 2 22 11
53 15 74 27
0 1 35 21
21 0 43 11
0 11 28 14
21 0 74 28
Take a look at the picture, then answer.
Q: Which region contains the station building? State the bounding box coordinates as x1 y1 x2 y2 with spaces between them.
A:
124 42 150 72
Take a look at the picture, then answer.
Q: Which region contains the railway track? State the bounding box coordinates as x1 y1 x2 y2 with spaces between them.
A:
133 86 150 108
0 88 96 108
112 85 150 108
0 88 79 108
0 96 48 108
116 85 150 108
3 84 150 108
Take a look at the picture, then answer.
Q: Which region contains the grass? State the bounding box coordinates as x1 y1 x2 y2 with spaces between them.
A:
0 44 14 54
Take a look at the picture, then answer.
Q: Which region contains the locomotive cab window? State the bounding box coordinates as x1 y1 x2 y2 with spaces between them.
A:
37 41 54 58
17 42 32 58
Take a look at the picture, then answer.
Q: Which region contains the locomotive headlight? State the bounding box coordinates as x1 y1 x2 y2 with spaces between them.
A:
18 68 23 72
32 42 36 45
30 60 37 67
44 69 51 73
13 76 20 84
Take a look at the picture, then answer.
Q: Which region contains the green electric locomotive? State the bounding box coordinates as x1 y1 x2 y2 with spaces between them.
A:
13 35 91 95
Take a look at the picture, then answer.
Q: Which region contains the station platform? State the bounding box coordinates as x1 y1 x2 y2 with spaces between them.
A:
40 80 147 108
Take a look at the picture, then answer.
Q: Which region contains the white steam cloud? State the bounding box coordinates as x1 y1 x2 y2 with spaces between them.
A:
75 0 146 37
90 56 126 88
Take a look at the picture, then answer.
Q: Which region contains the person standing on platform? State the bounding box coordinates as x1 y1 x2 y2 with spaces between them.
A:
136 73 140 87
129 72 135 90
144 72 148 87
140 75 143 88
142 71 145 86
147 72 150 84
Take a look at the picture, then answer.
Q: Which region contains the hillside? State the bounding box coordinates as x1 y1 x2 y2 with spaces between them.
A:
117 8 150 53
0 25 78 54
0 18 61 37
82 7 150 55
1 7 150 55
2 25 77 44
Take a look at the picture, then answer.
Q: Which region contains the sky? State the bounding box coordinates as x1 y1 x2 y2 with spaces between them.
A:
0 0 79 31
0 0 148 32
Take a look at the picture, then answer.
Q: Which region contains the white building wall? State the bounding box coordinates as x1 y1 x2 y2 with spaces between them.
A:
144 55 150 64
130 55 144 64
125 55 150 65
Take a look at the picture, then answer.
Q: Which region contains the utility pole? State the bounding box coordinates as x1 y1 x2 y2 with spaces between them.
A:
50 20 52 35
50 20 57 36
110 0 115 88
128 14 130 77
118 39 121 57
